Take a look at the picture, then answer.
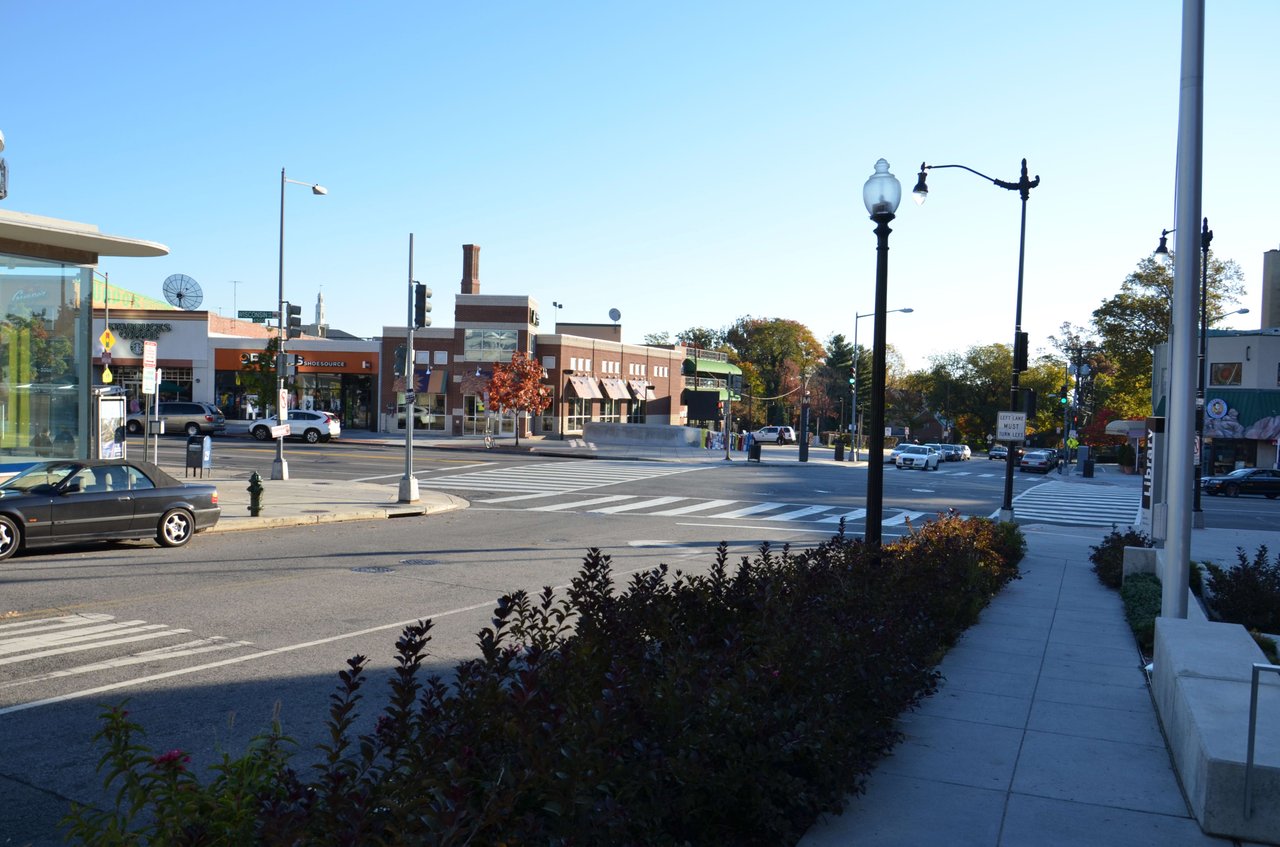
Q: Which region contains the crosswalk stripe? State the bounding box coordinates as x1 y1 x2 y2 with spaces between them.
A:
0 638 252 687
648 499 738 516
819 508 867 524
588 496 686 514
883 511 926 526
0 628 191 667
0 622 167 655
529 495 634 512
0 613 115 633
709 502 787 519
762 505 835 521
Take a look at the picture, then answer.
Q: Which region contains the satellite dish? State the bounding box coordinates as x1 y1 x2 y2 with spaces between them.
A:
162 274 203 310
608 308 621 323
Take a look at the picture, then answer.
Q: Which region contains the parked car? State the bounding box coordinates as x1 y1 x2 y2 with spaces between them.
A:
248 409 341 443
0 459 220 560
752 426 796 444
956 444 972 460
887 444 909 463
1019 449 1054 473
1200 467 1280 498
989 445 1008 460
896 444 940 471
939 444 964 462
126 402 227 437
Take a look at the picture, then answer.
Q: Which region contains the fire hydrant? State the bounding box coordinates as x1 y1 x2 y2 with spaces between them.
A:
247 471 265 517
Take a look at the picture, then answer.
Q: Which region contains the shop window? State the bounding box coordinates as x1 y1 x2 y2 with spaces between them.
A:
566 398 590 434
600 399 621 423
1209 362 1242 386
628 399 646 423
463 329 517 362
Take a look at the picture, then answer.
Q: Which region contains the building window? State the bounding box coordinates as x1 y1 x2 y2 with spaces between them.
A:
628 398 646 423
600 399 621 423
463 329 518 362
433 350 448 365
566 398 590 433
542 355 556 371
1209 362 1242 386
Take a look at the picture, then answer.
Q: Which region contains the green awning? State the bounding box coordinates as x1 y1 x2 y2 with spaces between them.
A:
684 357 741 376
1154 389 1280 439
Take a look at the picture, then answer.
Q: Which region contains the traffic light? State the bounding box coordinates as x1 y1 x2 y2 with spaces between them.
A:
1059 384 1069 405
413 282 432 328
285 302 302 338
1023 387 1037 418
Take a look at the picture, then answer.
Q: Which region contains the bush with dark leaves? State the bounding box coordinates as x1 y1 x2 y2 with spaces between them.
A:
1090 526 1153 589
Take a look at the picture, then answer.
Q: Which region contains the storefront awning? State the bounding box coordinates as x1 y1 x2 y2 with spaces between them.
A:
684 357 741 376
413 368 447 394
600 377 631 401
566 375 603 400
628 380 656 401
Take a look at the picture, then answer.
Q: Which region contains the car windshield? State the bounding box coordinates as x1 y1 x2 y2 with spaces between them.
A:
0 462 79 492
1225 468 1255 478
903 446 926 454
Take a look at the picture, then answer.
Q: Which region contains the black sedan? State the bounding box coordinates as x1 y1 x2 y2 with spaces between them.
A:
1201 467 1280 499
0 459 220 560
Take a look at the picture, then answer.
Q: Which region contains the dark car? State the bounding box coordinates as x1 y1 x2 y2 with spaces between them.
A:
989 445 1008 460
0 459 220 560
1201 467 1280 499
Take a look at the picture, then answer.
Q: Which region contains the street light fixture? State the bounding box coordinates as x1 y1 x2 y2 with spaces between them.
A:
862 158 902 548
914 158 1040 522
851 307 913 462
273 167 327 481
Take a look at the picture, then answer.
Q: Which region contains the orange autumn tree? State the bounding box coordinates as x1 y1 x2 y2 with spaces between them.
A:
487 350 552 446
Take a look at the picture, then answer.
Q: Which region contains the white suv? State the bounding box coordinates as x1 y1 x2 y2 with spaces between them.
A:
752 426 796 444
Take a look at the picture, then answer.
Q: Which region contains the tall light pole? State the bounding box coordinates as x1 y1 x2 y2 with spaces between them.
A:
851 307 913 462
273 167 327 481
862 159 902 548
914 158 1040 521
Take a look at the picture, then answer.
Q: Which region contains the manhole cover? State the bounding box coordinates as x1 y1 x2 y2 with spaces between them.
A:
351 566 395 574
399 558 440 566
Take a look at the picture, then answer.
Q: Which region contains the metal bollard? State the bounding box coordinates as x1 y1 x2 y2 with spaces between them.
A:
247 471 265 516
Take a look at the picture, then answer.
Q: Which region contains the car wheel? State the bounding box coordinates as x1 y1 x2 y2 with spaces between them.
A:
127 420 143 435
320 433 332 442
185 422 200 437
251 426 270 441
0 515 21 561
304 428 321 444
157 509 194 547
1226 484 1240 498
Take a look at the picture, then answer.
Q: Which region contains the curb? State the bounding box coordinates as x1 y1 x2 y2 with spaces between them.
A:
206 496 469 534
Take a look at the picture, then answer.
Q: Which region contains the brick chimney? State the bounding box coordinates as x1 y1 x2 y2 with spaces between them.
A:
1263 246 1280 329
461 244 480 294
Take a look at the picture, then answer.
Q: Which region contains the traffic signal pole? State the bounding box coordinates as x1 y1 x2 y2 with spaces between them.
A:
399 234 420 503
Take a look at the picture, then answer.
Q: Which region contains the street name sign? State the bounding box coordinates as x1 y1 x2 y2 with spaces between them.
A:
997 411 1027 442
238 310 278 323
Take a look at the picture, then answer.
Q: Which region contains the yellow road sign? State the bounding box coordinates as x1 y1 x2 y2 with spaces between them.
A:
99 328 116 351
102 365 114 384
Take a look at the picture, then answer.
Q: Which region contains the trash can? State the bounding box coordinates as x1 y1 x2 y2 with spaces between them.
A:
834 442 845 462
748 441 762 462
1082 459 1095 478
186 434 203 474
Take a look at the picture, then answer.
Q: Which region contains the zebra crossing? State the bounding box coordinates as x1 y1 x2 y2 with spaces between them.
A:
0 613 254 715
478 491 936 528
418 459 708 495
1008 480 1141 527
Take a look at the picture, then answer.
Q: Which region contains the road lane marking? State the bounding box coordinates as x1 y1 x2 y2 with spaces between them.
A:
588 497 685 514
648 499 737 516
528 495 634 512
709 502 786 519
761 505 835 521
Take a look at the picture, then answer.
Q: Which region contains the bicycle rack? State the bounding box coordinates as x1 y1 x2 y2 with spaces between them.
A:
1244 662 1280 819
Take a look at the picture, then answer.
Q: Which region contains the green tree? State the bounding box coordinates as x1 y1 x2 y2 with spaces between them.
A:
723 317 825 429
1091 253 1244 418
675 327 725 351
241 337 285 416
642 331 672 346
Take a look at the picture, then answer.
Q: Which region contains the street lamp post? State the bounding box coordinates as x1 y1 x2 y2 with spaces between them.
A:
273 167 327 481
862 158 902 548
851 307 913 462
914 158 1040 521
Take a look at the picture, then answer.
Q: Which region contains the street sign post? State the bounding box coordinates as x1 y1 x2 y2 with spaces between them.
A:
996 411 1027 442
141 340 157 395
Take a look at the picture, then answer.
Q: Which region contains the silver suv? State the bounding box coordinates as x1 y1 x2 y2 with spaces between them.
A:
127 402 227 437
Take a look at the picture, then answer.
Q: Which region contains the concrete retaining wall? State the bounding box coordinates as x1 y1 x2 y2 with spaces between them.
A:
1153 617 1280 843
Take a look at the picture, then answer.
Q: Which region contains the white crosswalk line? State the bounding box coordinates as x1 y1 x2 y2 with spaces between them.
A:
818 508 867 524
0 627 191 667
1009 481 1141 526
0 613 115 633
762 505 835 521
709 502 787 519
0 622 168 655
0 638 253 688
588 496 686 514
529 495 635 512
883 511 926 526
648 499 738 516
421 460 707 494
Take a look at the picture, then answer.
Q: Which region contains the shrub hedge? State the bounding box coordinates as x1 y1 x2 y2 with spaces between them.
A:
1089 526 1153 589
1205 545 1280 634
66 515 1023 846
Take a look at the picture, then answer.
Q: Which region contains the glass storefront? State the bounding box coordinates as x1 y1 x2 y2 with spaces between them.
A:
0 254 90 459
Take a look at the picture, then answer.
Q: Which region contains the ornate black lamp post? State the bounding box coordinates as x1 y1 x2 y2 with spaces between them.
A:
861 159 902 548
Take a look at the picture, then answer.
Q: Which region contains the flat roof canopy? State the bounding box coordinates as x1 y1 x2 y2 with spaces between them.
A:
0 209 168 258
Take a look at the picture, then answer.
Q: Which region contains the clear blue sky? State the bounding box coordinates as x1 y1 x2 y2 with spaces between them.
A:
4 1 1275 369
